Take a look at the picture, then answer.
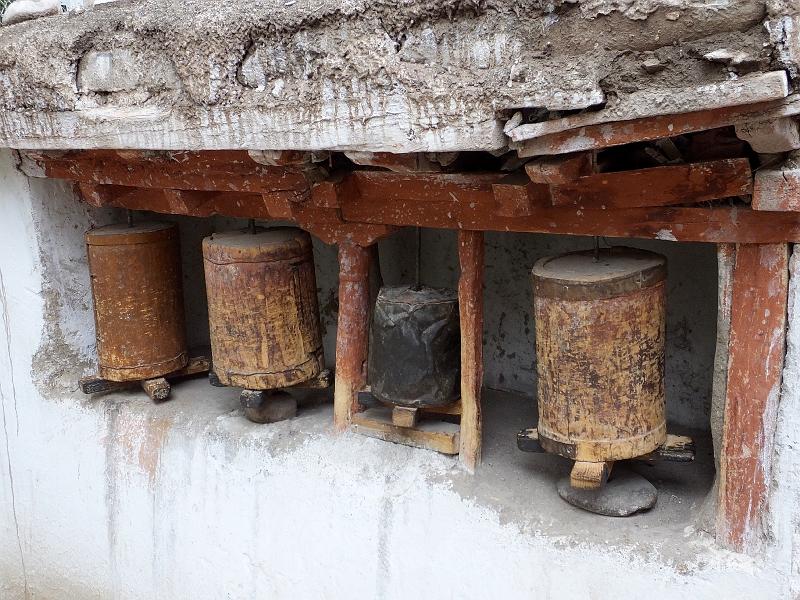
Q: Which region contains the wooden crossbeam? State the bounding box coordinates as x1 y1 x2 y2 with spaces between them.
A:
549 159 752 209
43 150 309 191
346 171 800 243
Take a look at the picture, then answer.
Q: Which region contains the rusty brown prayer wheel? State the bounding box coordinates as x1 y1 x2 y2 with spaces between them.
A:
86 222 188 382
203 227 324 391
532 247 667 485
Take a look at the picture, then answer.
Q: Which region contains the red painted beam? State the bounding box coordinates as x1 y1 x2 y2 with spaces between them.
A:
717 243 789 552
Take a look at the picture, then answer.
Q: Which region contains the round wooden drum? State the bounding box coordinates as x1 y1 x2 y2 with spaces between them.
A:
203 227 323 390
532 246 667 463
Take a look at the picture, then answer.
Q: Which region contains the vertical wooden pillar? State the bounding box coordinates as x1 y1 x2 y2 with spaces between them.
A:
334 240 371 431
458 230 485 471
717 243 789 551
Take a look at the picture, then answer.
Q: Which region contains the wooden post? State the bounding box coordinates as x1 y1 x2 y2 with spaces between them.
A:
717 243 789 552
334 240 372 431
458 230 485 471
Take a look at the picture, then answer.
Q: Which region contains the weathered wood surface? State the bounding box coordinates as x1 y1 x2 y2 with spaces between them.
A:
352 407 460 455
80 354 211 395
753 164 800 212
534 248 667 463
718 243 789 552
203 228 324 390
43 150 799 243
334 241 371 430
42 150 311 195
458 230 484 471
347 170 800 243
570 461 612 490
549 159 752 209
141 377 171 402
392 406 419 428
525 152 595 184
86 222 188 382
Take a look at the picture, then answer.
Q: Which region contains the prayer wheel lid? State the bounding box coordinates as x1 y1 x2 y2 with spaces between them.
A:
86 221 176 246
203 226 311 264
532 247 666 299
378 285 457 306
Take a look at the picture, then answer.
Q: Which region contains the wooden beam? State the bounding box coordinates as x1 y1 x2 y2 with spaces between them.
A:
458 230 484 471
345 172 800 243
514 96 800 157
333 241 372 431
550 159 752 209
717 243 789 552
41 150 311 195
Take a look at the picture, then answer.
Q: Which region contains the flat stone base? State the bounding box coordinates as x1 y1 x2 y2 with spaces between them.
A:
557 467 658 517
241 390 298 424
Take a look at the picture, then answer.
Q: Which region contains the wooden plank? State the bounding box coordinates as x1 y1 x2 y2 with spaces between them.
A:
550 159 752 209
717 243 789 552
344 173 800 243
514 95 800 157
41 151 310 195
509 72 791 144
352 407 460 455
458 230 484 471
333 241 372 431
711 244 736 470
421 399 462 416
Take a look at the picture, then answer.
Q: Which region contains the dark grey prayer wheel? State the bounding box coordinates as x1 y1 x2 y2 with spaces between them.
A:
368 285 460 408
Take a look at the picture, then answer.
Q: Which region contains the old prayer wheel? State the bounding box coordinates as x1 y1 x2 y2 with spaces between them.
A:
203 227 324 393
532 247 667 488
86 222 188 382
368 285 460 408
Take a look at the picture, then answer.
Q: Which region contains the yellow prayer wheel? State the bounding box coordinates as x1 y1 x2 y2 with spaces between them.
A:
202 227 324 391
532 247 667 464
86 222 188 382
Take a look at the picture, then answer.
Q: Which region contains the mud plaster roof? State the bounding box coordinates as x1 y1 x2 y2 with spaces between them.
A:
0 0 796 152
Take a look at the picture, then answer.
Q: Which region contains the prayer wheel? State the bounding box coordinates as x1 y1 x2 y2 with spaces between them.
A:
532 247 667 483
368 285 460 408
203 227 324 391
86 222 188 382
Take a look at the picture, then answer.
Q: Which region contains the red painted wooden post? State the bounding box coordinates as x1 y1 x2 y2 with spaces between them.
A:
717 243 789 551
334 240 372 431
458 230 485 471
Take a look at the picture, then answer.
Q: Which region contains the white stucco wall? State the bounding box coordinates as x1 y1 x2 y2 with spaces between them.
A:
0 148 799 598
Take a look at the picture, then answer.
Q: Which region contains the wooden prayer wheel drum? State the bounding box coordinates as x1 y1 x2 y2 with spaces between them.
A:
532 247 667 470
203 227 324 390
86 222 188 382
